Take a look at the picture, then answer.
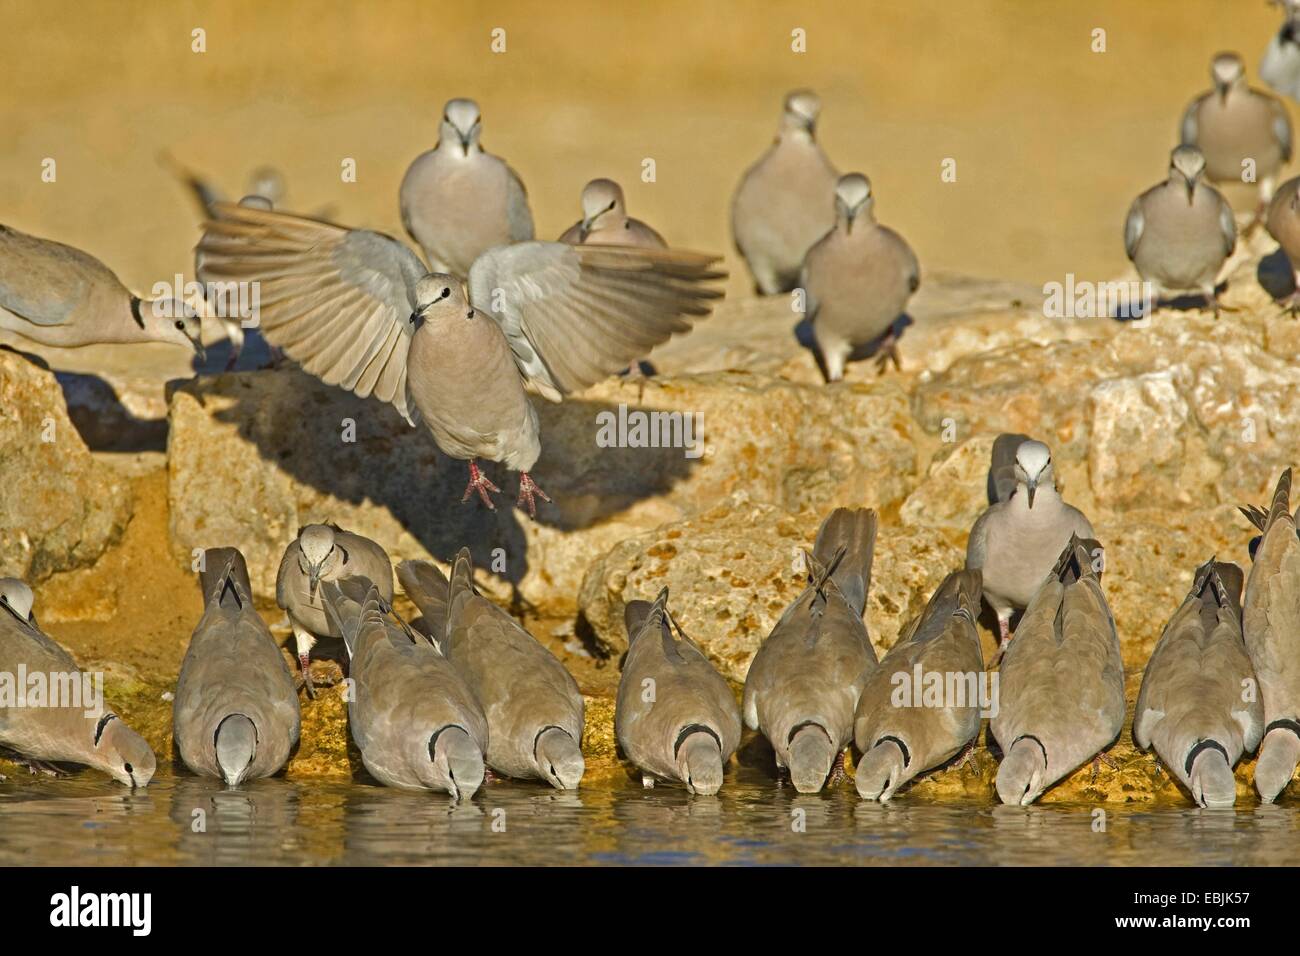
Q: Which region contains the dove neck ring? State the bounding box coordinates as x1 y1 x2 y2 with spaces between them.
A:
1183 738 1229 777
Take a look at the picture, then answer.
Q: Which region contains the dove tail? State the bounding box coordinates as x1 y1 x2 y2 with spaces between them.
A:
397 559 451 639
812 508 878 616
1050 533 1104 585
199 547 253 611
320 578 382 660
624 587 670 648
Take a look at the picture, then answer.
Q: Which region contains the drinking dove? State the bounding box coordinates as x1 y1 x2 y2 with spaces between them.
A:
991 535 1125 806
398 552 586 789
854 570 985 802
615 589 741 795
558 178 666 248
0 222 203 354
197 201 723 516
276 523 394 699
731 89 838 294
173 549 301 786
742 508 879 792
1238 468 1300 803
800 173 920 379
321 578 488 799
0 578 155 787
966 436 1095 657
399 98 535 277
1123 146 1237 315
1133 560 1262 808
1262 0 1300 101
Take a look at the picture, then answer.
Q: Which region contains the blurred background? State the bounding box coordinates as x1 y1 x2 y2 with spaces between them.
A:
0 0 1286 297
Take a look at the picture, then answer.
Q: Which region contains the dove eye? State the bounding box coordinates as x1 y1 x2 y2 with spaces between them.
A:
174 320 185 331
440 288 450 299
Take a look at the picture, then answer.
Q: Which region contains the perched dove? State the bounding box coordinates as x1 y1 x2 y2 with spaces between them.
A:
854 570 985 802
0 222 203 354
558 179 666 248
616 589 741 795
0 578 155 787
276 523 393 699
399 98 535 277
197 202 723 515
1133 560 1262 808
742 508 879 793
398 552 585 789
1181 52 1293 220
1264 174 1300 311
966 436 1095 655
1262 0 1300 101
991 535 1125 805
321 578 488 799
731 90 839 294
800 173 920 379
1124 146 1237 315
173 549 301 786
1238 468 1300 803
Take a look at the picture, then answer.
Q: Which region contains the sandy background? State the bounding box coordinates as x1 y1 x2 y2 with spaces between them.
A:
0 0 1288 301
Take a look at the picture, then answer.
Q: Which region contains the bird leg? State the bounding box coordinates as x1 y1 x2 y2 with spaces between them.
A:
988 617 1013 667
298 652 316 700
461 460 501 510
516 472 551 518
827 749 847 787
1089 749 1121 783
956 739 978 774
874 333 902 375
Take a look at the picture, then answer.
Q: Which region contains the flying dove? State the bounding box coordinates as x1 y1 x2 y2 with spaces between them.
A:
398 552 585 789
1181 52 1293 222
0 222 203 354
1124 146 1237 316
742 508 879 793
966 436 1095 657
615 588 741 795
321 577 489 799
731 89 839 295
800 173 920 379
1238 468 1300 803
399 98 535 277
1133 560 1263 808
0 578 155 787
276 523 393 699
990 535 1125 805
196 201 723 516
854 570 985 802
173 549 301 786
1262 0 1300 101
558 179 666 248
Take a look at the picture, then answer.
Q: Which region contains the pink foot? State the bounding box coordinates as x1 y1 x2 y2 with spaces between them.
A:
516 472 551 518
299 652 316 700
461 461 501 510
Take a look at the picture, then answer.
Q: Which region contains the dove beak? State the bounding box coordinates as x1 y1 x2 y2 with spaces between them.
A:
190 334 207 362
1185 177 1196 205
308 568 321 600
1026 479 1037 509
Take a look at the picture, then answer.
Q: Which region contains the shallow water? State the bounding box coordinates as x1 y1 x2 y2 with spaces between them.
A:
2 764 1297 866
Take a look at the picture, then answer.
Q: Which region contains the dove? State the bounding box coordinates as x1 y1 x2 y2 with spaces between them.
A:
1133 560 1263 808
1264 174 1300 312
854 570 985 802
615 589 741 795
742 508 879 793
800 173 920 379
399 98 535 277
276 523 393 699
1238 468 1300 803
0 222 203 355
321 578 488 799
398 552 585 789
197 201 723 516
173 549 301 786
558 178 666 249
991 535 1125 806
731 89 839 294
966 436 1095 657
1262 0 1300 101
0 578 155 787
1124 146 1237 316
1181 52 1293 221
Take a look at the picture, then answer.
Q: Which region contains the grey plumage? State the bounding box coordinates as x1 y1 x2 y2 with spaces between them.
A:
398 552 585 789
742 508 879 792
558 178 666 248
854 570 985 802
991 535 1125 805
615 589 741 795
1134 560 1262 808
321 578 488 799
0 578 155 787
173 548 301 786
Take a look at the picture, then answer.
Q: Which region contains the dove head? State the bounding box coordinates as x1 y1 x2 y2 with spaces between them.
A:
297 524 339 599
141 295 204 358
1210 52 1246 96
676 728 725 795
1170 146 1207 204
440 98 482 155
579 178 626 236
995 736 1047 806
787 724 836 793
215 713 258 787
534 726 585 790
428 725 485 801
855 738 908 802
1188 746 1236 809
1013 440 1055 509
413 275 474 326
780 89 822 137
0 578 34 622
247 165 285 205
835 173 875 229
95 715 156 788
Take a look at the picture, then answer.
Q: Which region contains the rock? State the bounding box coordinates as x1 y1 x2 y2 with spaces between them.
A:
0 350 134 581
